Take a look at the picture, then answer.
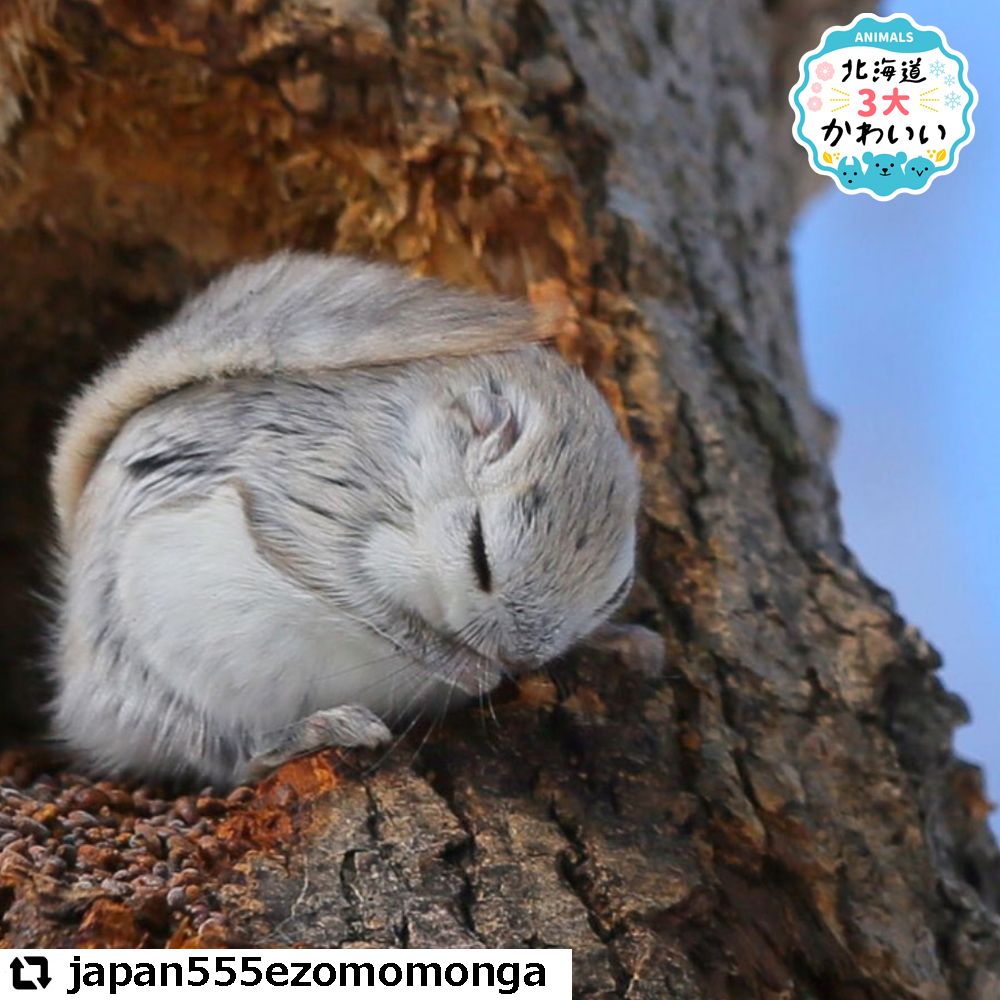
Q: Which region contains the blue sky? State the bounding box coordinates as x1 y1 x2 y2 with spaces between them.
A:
791 2 998 829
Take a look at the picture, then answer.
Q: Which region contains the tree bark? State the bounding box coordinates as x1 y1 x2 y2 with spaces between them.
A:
1 1 998 996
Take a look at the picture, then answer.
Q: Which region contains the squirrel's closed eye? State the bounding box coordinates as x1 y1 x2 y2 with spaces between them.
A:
469 511 492 592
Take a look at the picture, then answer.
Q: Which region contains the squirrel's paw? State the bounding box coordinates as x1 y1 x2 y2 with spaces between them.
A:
240 704 392 783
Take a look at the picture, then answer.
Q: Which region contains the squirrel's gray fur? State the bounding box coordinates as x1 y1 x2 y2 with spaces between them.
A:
50 252 640 787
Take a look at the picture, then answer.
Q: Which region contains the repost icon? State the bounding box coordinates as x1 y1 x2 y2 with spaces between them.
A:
11 956 51 990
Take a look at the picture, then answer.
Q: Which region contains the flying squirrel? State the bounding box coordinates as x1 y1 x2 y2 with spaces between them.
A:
49 252 641 786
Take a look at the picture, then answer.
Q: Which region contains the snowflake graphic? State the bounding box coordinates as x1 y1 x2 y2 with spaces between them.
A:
944 74 956 86
930 59 945 77
944 92 962 111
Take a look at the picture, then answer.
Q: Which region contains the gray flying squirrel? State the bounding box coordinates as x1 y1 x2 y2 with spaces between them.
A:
49 252 640 787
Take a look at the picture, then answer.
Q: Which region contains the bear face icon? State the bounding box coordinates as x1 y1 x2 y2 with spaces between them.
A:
862 150 908 195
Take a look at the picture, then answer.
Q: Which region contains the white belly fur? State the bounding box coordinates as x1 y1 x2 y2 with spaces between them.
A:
116 484 440 737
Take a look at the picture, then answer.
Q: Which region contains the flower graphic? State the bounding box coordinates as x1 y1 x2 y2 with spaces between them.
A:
811 82 822 93
816 61 834 81
944 92 962 111
807 96 822 112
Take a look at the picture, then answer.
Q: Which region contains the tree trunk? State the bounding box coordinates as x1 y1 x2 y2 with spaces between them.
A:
1 1 998 996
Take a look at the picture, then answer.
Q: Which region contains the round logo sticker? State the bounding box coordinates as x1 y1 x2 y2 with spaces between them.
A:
790 12 977 200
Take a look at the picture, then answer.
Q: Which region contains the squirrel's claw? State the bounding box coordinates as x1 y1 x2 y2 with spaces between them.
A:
239 704 392 783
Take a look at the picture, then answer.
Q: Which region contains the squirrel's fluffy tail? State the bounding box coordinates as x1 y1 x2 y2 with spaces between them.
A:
51 252 548 537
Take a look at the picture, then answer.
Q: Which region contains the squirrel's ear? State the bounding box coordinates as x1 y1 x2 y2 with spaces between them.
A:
454 387 518 461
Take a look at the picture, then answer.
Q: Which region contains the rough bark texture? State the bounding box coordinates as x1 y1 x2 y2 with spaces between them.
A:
2 1 999 996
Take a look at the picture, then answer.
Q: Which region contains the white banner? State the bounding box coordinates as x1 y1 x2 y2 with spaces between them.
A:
3 950 571 999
